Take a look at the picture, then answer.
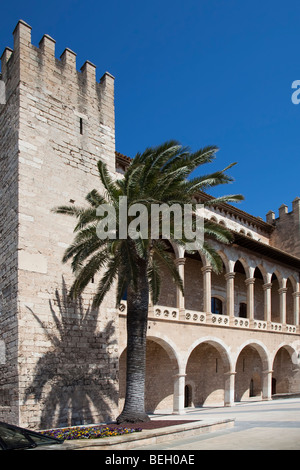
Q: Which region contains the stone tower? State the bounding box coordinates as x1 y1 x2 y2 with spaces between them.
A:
0 20 118 429
267 198 300 258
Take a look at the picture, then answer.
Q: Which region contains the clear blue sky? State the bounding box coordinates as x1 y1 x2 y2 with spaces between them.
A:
1 0 300 220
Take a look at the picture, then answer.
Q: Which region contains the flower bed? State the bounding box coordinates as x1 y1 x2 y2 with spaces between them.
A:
40 425 142 441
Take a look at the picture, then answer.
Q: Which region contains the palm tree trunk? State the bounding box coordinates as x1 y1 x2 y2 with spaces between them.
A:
116 258 150 423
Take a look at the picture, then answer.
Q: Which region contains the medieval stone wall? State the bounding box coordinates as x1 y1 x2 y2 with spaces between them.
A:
0 42 20 425
0 20 118 429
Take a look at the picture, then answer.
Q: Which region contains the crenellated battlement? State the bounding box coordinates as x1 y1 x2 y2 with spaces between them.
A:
266 197 300 224
0 19 115 173
267 197 300 258
0 20 115 132
1 20 114 87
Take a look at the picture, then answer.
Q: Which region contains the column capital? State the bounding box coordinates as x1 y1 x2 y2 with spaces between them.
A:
245 277 255 286
263 282 272 291
262 369 273 375
292 291 300 298
224 371 237 377
201 265 212 274
278 287 288 295
224 272 236 281
175 257 186 266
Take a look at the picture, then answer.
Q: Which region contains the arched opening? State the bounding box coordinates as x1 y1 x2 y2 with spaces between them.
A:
271 273 280 323
211 261 227 314
185 252 204 311
234 260 248 318
272 346 299 395
119 337 179 414
186 340 230 406
286 278 295 325
235 344 266 402
156 244 177 308
253 267 265 321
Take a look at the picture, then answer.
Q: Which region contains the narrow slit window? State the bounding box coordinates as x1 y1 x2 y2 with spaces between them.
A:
80 117 83 135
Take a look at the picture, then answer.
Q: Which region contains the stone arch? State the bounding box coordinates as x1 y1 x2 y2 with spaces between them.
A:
234 340 271 371
271 272 281 323
234 259 249 318
216 250 231 274
286 277 295 325
234 257 251 279
185 336 233 373
272 344 299 395
146 333 181 373
287 274 298 292
254 264 268 284
271 343 297 367
234 340 271 402
184 337 233 406
197 250 208 267
253 266 266 321
119 333 181 414
169 240 185 259
272 269 284 289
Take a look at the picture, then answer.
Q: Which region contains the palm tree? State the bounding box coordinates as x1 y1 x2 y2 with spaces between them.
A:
53 141 243 423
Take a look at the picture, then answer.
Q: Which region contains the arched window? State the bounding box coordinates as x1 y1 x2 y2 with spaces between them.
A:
211 297 223 315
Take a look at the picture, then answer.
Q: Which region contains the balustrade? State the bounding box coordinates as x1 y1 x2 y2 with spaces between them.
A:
118 301 299 334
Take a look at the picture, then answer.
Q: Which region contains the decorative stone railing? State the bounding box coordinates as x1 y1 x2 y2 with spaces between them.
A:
211 314 230 326
185 310 206 324
285 324 297 333
118 302 299 334
153 306 179 321
253 320 268 330
271 322 283 332
233 317 250 328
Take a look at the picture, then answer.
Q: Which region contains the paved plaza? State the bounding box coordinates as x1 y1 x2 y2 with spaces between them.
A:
132 397 300 450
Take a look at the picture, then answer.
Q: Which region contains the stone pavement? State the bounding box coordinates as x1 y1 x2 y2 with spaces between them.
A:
132 397 300 450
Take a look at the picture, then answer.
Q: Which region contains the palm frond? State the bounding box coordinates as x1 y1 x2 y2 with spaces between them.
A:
147 258 161 305
97 160 120 202
68 250 109 300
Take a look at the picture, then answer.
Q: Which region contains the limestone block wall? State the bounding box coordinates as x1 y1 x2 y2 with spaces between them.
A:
0 20 118 429
0 44 19 425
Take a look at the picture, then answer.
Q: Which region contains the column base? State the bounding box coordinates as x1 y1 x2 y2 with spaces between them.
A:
172 409 186 415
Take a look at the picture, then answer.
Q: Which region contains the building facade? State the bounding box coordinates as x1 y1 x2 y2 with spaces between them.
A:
0 21 300 429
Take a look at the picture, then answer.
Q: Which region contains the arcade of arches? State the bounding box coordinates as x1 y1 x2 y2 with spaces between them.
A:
118 242 300 414
119 339 300 414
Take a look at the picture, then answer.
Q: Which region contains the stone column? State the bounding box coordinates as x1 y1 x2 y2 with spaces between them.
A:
173 373 186 414
201 265 212 316
245 278 255 323
292 291 300 327
175 258 185 319
278 287 287 325
263 283 272 323
225 272 235 319
262 370 273 400
224 372 236 407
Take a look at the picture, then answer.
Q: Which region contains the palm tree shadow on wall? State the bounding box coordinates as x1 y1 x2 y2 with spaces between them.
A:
24 277 118 429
